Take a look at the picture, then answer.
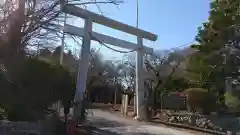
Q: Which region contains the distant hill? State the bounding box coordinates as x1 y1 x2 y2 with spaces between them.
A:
154 49 169 57
154 47 196 57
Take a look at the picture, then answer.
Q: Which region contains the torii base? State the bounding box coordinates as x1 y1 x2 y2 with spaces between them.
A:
136 105 149 122
72 100 86 124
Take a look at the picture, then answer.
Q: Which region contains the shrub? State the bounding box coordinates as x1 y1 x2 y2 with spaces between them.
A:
183 88 206 110
0 106 7 120
0 58 76 121
183 88 216 113
224 92 240 111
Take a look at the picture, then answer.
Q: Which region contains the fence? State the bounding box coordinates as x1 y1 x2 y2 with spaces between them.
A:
155 93 187 110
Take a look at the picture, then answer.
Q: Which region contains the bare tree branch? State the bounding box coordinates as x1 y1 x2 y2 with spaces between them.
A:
0 0 123 67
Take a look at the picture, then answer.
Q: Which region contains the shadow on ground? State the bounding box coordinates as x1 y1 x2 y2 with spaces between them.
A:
86 117 174 135
82 126 171 135
129 133 172 135
82 126 120 135
87 117 128 128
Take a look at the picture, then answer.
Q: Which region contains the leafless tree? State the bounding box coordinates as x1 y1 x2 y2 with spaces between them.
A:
143 50 188 116
0 0 123 68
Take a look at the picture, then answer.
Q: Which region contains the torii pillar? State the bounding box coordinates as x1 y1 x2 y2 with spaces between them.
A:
60 3 158 121
136 36 145 120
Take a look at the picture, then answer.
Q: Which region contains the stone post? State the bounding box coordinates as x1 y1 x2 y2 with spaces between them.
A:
124 94 129 116
121 94 125 115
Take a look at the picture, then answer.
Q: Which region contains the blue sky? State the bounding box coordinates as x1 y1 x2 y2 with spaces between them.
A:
66 0 210 60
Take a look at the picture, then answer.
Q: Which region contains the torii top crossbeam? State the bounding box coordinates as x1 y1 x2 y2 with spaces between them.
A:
60 2 158 120
61 4 158 41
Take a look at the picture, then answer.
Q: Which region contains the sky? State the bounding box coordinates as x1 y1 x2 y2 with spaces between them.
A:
66 0 210 60
0 0 210 60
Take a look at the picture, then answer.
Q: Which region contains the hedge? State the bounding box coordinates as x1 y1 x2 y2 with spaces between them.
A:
183 88 216 114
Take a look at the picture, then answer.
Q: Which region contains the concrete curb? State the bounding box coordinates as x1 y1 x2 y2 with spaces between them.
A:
142 120 227 135
103 109 227 135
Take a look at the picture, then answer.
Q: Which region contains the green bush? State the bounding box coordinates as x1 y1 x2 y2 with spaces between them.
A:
0 58 76 121
224 92 240 111
0 106 7 120
183 88 216 113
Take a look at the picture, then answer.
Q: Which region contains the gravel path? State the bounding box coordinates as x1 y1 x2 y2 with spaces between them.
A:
85 109 199 135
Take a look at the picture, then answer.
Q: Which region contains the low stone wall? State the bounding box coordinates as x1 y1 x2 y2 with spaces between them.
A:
159 113 240 134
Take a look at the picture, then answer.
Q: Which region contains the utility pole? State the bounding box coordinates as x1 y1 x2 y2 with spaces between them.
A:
59 0 68 65
136 0 139 28
60 14 67 65
133 0 139 117
58 0 68 116
135 0 146 120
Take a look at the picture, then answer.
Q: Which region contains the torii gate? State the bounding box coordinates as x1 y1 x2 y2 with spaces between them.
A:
60 3 158 120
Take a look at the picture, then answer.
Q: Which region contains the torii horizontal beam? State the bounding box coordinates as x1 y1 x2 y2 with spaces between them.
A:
61 2 158 120
63 24 154 54
61 4 158 41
